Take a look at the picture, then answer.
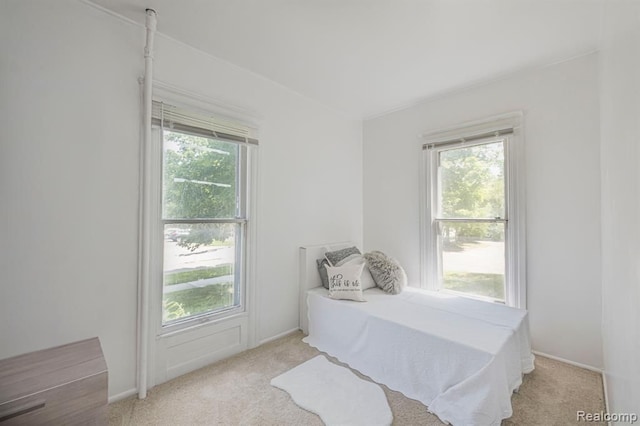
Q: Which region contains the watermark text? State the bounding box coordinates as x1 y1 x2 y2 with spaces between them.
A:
577 411 638 423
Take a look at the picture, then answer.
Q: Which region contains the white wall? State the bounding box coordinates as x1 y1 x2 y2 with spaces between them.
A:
0 0 362 398
363 54 603 369
599 0 640 418
152 37 363 343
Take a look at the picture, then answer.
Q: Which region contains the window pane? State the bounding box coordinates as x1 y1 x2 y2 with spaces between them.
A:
162 223 238 323
441 221 505 302
163 130 238 219
439 141 504 219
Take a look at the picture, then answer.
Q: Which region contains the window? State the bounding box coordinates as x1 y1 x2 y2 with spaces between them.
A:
152 100 257 326
421 113 525 308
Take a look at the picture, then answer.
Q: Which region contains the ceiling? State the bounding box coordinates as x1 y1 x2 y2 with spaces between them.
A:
90 0 604 119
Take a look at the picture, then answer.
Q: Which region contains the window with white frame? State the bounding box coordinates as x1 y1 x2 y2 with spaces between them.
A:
151 100 258 326
421 113 526 308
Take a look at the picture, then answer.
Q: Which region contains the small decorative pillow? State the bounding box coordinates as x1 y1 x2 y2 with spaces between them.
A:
324 246 361 266
363 251 407 294
336 255 377 290
326 262 366 302
317 246 362 289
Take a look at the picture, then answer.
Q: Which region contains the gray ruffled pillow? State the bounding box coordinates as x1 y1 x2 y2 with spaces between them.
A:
363 251 407 294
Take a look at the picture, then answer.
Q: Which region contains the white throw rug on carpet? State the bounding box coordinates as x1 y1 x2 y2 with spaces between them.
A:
270 355 393 426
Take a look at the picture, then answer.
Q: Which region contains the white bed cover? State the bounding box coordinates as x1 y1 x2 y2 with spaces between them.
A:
303 287 535 426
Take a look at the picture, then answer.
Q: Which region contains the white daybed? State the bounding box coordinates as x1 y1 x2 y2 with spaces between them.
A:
299 243 535 426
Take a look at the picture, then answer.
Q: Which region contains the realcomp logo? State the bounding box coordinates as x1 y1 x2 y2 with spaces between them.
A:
577 411 638 423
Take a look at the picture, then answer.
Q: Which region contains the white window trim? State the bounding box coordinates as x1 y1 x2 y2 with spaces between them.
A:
152 133 249 334
419 112 526 308
141 82 260 343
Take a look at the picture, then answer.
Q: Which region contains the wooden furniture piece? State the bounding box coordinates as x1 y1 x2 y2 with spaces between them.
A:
0 337 108 425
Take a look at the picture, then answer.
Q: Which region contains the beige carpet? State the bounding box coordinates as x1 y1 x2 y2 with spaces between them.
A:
109 331 605 425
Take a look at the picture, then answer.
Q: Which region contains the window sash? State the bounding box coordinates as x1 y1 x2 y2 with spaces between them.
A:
161 127 245 221
161 220 246 327
435 219 508 303
156 123 250 329
421 113 525 309
433 136 508 220
430 138 509 303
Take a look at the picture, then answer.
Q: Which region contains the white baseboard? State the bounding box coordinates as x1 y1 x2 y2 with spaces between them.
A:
258 327 300 346
109 328 300 405
532 350 603 373
108 387 138 404
602 371 611 424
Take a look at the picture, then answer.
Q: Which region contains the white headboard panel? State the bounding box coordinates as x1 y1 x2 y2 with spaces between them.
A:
299 242 354 334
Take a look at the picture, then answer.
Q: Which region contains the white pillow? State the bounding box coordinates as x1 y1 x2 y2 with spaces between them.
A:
336 255 377 290
326 262 366 302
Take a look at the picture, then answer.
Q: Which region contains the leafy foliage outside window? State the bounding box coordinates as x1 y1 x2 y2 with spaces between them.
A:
163 130 238 251
435 140 507 301
161 129 242 323
163 283 234 323
440 142 504 241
